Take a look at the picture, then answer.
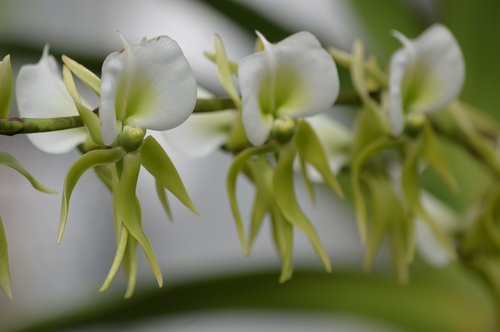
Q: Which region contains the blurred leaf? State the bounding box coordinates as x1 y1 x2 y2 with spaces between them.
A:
0 151 55 194
0 217 12 299
58 147 125 244
274 143 331 272
140 136 198 216
198 0 291 41
18 266 497 332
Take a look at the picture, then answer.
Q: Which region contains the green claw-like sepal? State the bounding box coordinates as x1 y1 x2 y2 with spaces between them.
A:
59 147 126 244
62 55 101 96
0 55 12 118
0 218 12 299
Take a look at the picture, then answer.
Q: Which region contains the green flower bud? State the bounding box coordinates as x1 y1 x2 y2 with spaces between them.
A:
119 126 146 152
271 116 297 143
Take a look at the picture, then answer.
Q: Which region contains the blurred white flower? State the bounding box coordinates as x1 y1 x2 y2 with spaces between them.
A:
388 24 465 135
16 46 87 153
99 35 197 145
239 31 339 146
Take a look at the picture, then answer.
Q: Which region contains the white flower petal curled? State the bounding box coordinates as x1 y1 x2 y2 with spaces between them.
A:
239 31 339 146
100 36 197 145
389 24 465 135
16 46 87 154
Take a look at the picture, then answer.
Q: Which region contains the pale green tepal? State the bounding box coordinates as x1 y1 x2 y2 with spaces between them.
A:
388 24 465 135
239 31 340 146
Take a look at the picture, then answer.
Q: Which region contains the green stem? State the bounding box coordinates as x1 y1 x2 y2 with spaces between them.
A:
0 93 361 136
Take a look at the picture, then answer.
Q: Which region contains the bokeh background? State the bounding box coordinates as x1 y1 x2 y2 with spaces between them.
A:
0 1 499 331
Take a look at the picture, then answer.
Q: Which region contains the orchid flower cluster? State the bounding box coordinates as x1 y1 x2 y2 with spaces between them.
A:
0 23 499 300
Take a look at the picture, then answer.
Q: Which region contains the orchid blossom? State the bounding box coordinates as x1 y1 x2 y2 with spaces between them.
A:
239 31 340 146
16 46 88 154
388 24 465 135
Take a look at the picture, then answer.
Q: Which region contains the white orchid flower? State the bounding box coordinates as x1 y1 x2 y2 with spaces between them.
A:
239 31 339 146
161 88 236 157
16 46 87 154
99 36 197 146
389 24 465 135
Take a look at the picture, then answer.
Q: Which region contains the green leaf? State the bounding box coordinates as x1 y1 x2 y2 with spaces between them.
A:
0 55 12 118
62 55 101 96
422 123 458 193
294 120 343 197
226 144 275 255
59 147 125 243
155 180 173 222
99 226 128 293
114 152 163 288
62 65 103 145
140 136 198 216
213 34 242 109
0 217 12 299
273 143 331 272
402 139 456 259
351 137 397 243
0 151 55 194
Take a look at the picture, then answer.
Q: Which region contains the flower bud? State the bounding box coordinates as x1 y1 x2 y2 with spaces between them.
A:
119 125 146 152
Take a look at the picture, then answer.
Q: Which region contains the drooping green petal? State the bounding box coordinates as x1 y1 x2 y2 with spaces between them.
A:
402 139 456 260
155 180 173 221
123 234 138 298
100 36 197 145
62 55 101 96
62 65 103 145
99 225 128 293
59 147 126 243
273 143 331 272
213 34 241 109
389 24 465 135
0 151 55 194
140 136 198 215
0 218 12 299
270 205 294 283
114 152 163 288
294 120 343 197
227 144 275 255
0 55 12 118
16 46 87 153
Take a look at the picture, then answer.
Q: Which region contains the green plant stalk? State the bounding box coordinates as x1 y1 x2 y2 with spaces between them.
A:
0 93 361 136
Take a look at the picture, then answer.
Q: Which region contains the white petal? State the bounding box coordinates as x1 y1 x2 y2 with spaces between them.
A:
16 47 86 153
100 36 197 146
239 32 338 145
162 110 236 157
389 24 464 134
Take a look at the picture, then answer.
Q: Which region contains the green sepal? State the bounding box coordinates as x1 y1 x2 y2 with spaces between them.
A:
270 205 294 283
59 147 125 244
227 144 275 255
351 40 378 111
273 143 331 272
62 65 103 145
351 107 388 157
0 152 55 194
0 55 12 118
213 34 242 109
99 225 128 293
351 137 397 243
422 123 458 193
140 136 198 216
402 139 457 259
114 152 163 288
94 164 119 192
203 52 238 76
62 55 101 96
123 234 138 299
294 120 343 197
155 179 173 222
0 217 12 299
298 152 316 204
247 156 273 250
